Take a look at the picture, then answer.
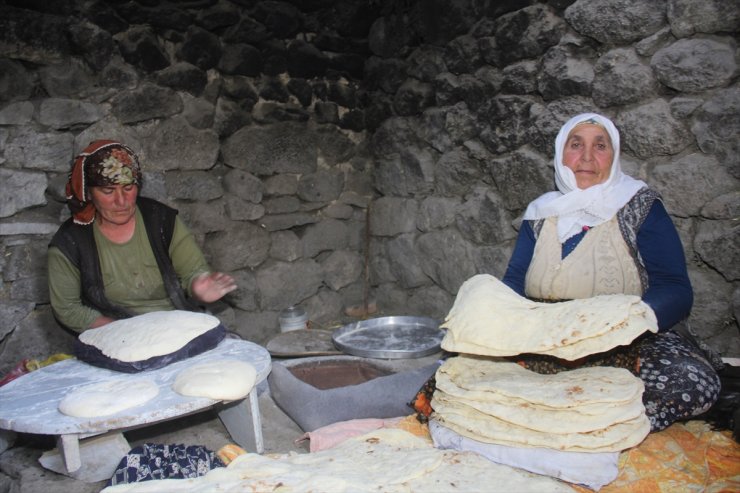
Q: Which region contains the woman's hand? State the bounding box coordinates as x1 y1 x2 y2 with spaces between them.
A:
191 271 237 304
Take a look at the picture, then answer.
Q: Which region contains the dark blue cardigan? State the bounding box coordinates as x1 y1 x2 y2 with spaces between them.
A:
502 200 692 332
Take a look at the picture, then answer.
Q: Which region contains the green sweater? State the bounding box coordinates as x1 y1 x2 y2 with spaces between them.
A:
48 207 210 332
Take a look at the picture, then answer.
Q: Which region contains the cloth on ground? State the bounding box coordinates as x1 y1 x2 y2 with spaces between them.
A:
268 360 441 431
107 443 224 486
429 419 619 491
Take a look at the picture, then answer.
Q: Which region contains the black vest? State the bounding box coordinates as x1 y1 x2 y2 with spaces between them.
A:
49 197 199 328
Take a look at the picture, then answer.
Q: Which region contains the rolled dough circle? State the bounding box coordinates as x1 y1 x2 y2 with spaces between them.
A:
58 379 159 418
173 359 257 401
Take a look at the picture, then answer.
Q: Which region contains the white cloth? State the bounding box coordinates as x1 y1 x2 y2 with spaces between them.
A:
523 113 647 242
429 420 619 491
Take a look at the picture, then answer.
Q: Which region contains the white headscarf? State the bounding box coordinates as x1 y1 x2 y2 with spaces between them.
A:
523 113 647 242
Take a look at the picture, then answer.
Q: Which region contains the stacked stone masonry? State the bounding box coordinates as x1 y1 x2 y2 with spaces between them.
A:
0 0 737 375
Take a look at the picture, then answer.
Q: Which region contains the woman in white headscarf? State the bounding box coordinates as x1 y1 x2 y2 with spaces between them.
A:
502 113 722 431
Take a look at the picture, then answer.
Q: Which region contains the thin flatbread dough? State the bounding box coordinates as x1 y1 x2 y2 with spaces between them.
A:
59 379 159 418
441 274 658 360
78 310 221 363
173 359 257 401
100 428 576 493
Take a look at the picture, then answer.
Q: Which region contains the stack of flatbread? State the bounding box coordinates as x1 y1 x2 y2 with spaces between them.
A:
432 274 656 453
431 355 650 452
440 274 658 360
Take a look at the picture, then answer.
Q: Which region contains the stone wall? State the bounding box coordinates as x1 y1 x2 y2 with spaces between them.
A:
364 0 739 356
0 0 737 371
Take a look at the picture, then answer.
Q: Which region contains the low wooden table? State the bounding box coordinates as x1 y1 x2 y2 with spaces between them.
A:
0 338 271 480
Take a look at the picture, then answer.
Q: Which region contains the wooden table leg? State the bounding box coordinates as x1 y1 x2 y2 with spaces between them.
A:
218 388 264 453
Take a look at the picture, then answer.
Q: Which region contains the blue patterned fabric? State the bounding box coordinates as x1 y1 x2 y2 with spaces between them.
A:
108 443 224 486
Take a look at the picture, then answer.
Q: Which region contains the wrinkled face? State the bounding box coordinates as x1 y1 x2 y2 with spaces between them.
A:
562 124 614 189
89 184 138 227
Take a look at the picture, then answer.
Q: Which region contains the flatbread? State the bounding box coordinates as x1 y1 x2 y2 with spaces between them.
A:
100 428 576 493
431 399 651 453
438 356 643 407
441 274 658 360
78 310 221 363
173 359 257 401
59 379 159 418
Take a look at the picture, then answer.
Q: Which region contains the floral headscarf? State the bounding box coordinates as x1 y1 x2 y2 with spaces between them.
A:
66 140 142 225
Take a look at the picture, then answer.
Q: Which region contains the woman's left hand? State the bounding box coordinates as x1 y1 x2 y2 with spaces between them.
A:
191 271 237 303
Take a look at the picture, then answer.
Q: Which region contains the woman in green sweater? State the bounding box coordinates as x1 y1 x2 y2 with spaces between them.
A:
48 140 236 333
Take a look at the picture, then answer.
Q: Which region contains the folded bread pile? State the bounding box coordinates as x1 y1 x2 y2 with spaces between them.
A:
433 274 658 453
432 356 650 452
440 274 658 360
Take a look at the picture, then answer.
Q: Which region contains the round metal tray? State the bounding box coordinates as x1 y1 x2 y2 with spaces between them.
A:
332 316 443 359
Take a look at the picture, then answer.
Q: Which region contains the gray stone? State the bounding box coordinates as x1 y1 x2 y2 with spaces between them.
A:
494 4 566 65
297 170 344 203
137 117 220 171
213 97 252 138
692 87 740 177
116 25 169 72
406 46 448 83
416 229 477 295
478 95 538 153
10 275 48 303
651 153 738 217
321 250 363 291
74 117 140 156
393 79 435 117
472 243 515 279
0 169 47 218
694 219 740 282
0 301 34 340
651 37 736 93
205 223 271 271
259 212 318 232
181 94 215 129
417 196 460 232
303 288 344 327
565 0 667 44
264 196 300 214
0 101 33 125
0 6 70 64
669 97 703 119
229 309 279 346
68 19 114 71
301 219 349 258
219 44 262 77
316 126 356 167
0 305 76 376
369 197 419 237
176 200 230 234
634 27 676 57
593 48 659 107
0 59 33 103
264 174 299 196
165 171 223 201
368 16 412 59
110 83 183 124
687 266 737 355
222 122 318 175
701 191 740 220
226 268 258 311
455 187 517 245
339 191 370 208
374 281 409 314
256 259 323 310
225 196 265 221
433 145 489 197
444 35 482 75
269 230 302 262
37 98 105 130
502 60 539 94
323 203 354 220
155 62 208 96
487 148 551 213
417 103 480 154
384 233 430 289
5 128 74 171
406 285 453 320
667 0 740 38
39 60 98 99
223 169 262 204
538 44 595 102
617 99 691 159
